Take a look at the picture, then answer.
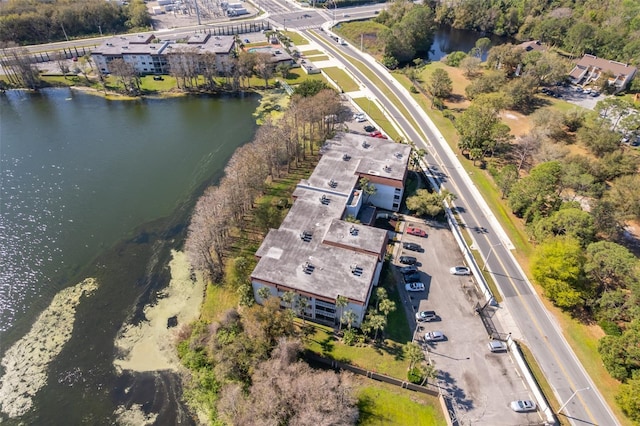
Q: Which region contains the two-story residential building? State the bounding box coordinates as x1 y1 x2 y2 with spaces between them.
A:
250 133 411 328
569 54 637 91
92 33 235 75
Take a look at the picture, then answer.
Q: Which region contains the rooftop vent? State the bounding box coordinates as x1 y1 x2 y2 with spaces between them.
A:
320 194 330 205
383 165 391 172
342 153 351 161
350 264 363 276
362 141 370 148
328 179 337 188
394 151 403 159
299 230 313 242
349 226 359 236
302 261 315 274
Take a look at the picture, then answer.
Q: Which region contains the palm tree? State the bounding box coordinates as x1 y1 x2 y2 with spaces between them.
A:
358 177 377 205
406 342 424 370
296 296 310 324
335 295 348 331
282 291 296 322
375 287 387 310
341 309 357 331
379 298 396 320
367 313 386 341
257 286 271 302
419 362 437 386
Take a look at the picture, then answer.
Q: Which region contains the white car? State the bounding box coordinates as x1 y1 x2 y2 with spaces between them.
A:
510 400 536 412
450 266 471 275
425 331 445 341
405 282 425 292
488 340 508 352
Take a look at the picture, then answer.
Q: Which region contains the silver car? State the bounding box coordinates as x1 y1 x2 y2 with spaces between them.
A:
510 400 536 412
488 340 508 352
425 331 445 341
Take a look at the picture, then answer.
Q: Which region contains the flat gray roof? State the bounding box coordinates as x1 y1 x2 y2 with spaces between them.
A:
93 33 235 57
252 132 409 303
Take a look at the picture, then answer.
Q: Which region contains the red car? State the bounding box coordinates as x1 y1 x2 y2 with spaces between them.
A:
406 226 427 237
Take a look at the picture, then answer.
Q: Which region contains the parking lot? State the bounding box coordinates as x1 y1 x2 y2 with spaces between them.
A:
393 217 544 425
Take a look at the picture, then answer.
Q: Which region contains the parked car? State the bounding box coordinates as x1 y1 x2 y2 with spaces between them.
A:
488 340 508 352
402 242 422 252
425 331 445 341
399 255 417 265
399 265 418 274
370 130 382 137
405 282 425 292
416 310 437 322
450 266 471 275
510 400 537 412
406 226 427 237
402 272 421 283
363 125 376 132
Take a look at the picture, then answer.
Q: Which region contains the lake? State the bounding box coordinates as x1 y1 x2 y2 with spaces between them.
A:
0 88 259 424
429 26 510 61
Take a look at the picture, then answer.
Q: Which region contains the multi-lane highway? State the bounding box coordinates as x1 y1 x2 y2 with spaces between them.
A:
299 25 620 426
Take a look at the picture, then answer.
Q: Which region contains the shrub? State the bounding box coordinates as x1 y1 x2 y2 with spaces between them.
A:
599 319 622 336
407 367 422 384
343 328 357 346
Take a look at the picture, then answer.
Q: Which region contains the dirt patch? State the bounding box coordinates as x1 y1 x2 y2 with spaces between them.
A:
500 110 531 137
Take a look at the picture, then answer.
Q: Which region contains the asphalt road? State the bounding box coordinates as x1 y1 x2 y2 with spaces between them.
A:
302 28 620 426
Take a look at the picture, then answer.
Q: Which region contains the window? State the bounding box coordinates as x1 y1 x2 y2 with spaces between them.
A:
393 203 399 208
394 195 400 200
395 187 401 193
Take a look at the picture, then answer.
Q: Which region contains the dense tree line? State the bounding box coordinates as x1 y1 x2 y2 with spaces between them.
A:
0 0 150 45
184 85 344 281
434 0 640 65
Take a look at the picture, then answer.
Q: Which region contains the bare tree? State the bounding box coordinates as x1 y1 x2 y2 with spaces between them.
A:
254 52 274 87
512 131 542 172
0 46 41 89
54 52 71 79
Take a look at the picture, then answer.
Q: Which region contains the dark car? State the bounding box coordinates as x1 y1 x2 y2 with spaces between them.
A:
403 272 421 283
399 265 417 274
399 255 417 265
403 242 422 252
363 125 376 132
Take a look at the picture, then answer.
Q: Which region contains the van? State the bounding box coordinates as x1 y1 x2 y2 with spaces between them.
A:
399 256 417 265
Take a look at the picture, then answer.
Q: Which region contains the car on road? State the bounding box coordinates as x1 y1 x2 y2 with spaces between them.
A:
425 331 445 341
402 242 422 252
450 266 471 275
363 125 376 132
406 226 427 237
510 400 537 412
488 340 508 352
402 272 421 283
399 265 418 274
243 38 250 43
405 282 425 292
416 310 437 322
399 255 417 265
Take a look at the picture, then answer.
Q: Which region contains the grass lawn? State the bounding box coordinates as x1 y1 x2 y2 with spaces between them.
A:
356 378 446 426
353 97 403 142
309 55 329 62
284 67 328 85
302 49 323 56
283 31 309 46
333 21 387 57
323 66 360 92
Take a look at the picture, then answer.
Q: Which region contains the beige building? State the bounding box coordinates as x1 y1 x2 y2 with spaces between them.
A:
569 54 637 91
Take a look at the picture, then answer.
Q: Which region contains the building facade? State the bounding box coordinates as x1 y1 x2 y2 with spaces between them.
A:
569 54 637 91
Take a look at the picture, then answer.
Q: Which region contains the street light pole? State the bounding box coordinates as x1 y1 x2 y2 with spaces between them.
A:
558 387 590 414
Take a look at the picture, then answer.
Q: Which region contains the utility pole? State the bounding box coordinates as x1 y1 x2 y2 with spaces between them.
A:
558 387 590 414
360 33 363 51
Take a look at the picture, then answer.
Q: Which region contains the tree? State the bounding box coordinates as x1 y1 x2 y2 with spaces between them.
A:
359 177 377 204
585 241 640 294
405 342 424 370
474 37 492 58
459 55 481 77
444 51 466 67
54 52 71 79
253 202 282 236
341 309 357 331
494 164 518 198
531 237 586 309
276 62 291 79
364 313 387 341
296 296 310 324
594 97 634 131
512 131 542 172
455 102 511 160
293 79 330 97
257 286 271 302
406 189 455 217
616 370 640 422
428 68 452 99
531 205 595 247
254 52 273 87
336 295 348 331
508 161 563 223
379 298 396 319
598 320 640 381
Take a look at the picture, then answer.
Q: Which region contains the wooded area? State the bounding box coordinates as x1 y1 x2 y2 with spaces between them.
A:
0 0 150 45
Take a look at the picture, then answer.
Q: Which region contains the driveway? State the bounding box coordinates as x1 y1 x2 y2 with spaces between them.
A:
393 217 543 425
